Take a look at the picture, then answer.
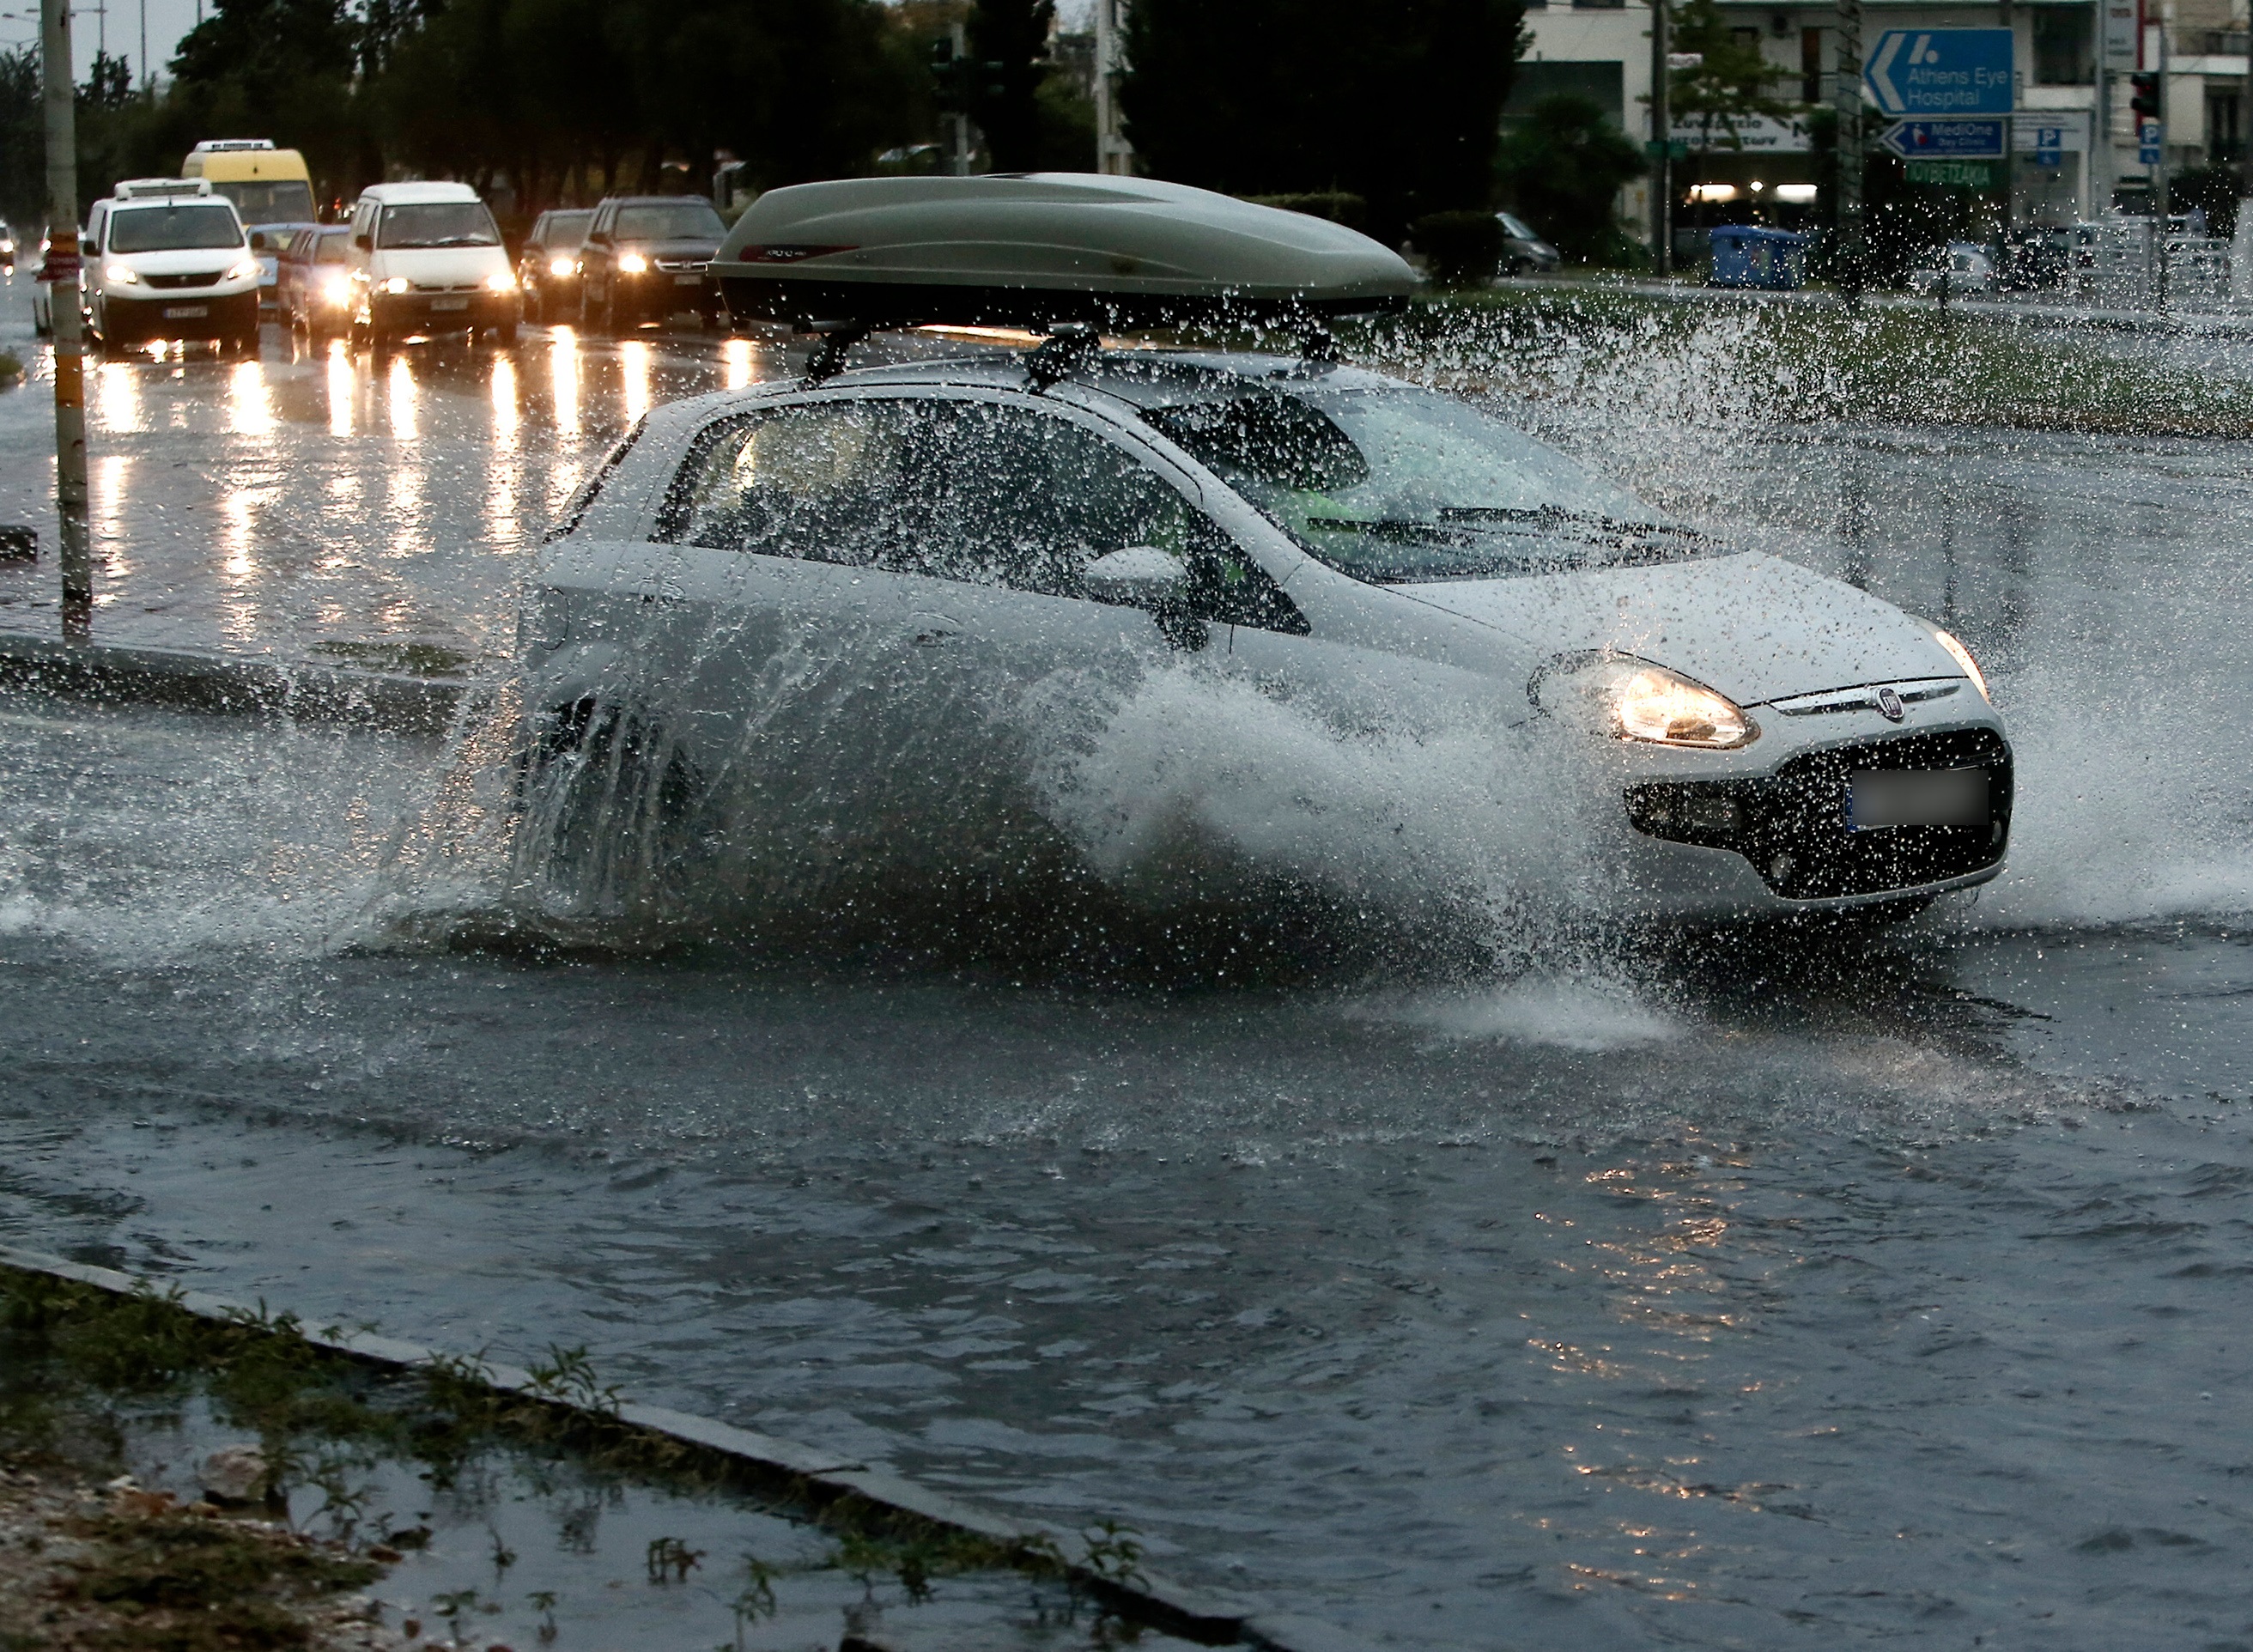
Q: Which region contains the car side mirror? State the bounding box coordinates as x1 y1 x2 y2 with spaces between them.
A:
1085 544 1187 610
353 233 371 252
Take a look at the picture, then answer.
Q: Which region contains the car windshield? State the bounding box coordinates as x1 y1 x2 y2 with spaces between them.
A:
210 179 317 226
105 203 245 252
316 229 351 261
616 203 724 242
1144 386 1708 584
1498 213 1536 240
541 211 593 247
379 202 501 248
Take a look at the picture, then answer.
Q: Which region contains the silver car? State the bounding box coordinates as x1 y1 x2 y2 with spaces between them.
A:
517 343 2009 925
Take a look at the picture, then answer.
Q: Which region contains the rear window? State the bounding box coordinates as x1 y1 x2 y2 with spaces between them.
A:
317 230 351 261
616 203 725 242
106 203 245 253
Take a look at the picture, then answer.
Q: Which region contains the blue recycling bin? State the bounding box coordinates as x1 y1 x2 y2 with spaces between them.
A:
1708 225 1812 290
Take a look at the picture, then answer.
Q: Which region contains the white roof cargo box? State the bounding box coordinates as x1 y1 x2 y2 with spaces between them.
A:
710 173 1413 330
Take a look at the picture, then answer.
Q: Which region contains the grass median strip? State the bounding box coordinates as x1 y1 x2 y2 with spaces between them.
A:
0 1250 1301 1651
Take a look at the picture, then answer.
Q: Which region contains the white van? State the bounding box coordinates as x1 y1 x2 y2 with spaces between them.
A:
345 180 519 350
82 178 261 351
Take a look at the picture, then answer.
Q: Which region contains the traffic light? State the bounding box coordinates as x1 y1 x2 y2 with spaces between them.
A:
2129 72 2161 121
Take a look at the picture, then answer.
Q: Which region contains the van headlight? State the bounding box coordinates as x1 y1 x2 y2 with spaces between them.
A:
223 258 259 282
1533 656 1758 750
486 270 517 291
105 263 140 284
380 276 410 295
548 255 574 277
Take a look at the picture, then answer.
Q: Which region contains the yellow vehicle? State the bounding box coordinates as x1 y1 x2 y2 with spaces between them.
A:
182 141 318 308
181 140 317 227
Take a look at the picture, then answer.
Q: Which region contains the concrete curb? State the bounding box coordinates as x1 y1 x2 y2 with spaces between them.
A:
0 633 471 737
0 1242 1373 1652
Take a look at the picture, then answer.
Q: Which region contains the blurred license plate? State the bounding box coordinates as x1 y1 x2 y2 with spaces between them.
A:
1849 768 1989 829
674 274 701 286
162 305 207 319
431 297 470 312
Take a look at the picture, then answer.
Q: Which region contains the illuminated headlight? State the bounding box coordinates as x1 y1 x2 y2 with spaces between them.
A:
1928 626 1991 703
1538 657 1758 750
616 252 647 276
380 276 410 295
548 255 574 277
320 276 353 307
104 263 140 284
223 258 260 282
485 270 517 292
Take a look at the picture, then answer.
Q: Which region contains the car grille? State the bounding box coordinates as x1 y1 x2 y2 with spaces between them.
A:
1624 727 2013 901
653 258 709 274
143 270 225 289
410 281 484 293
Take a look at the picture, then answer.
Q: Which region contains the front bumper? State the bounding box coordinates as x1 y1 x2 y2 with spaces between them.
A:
617 271 715 318
1603 702 2013 917
367 290 519 335
97 288 258 341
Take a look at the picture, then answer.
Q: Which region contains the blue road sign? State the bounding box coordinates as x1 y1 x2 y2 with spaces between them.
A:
2139 118 2162 166
1880 118 2007 159
1865 29 2015 117
2033 125 2064 167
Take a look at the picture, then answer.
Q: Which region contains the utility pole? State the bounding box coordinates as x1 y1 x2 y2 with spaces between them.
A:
1996 0 2014 232
1650 0 1672 276
40 0 90 637
950 19 971 176
1833 0 1864 298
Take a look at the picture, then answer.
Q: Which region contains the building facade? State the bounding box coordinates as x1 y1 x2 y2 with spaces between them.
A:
1515 0 2250 235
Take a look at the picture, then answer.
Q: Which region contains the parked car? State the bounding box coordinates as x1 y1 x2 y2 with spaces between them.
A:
30 228 53 334
518 208 593 325
575 195 726 333
82 179 261 352
1907 241 1996 297
0 219 15 269
343 180 519 351
1496 210 1560 274
280 224 355 337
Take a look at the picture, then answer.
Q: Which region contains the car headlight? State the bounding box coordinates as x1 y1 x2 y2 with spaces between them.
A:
1535 656 1758 750
548 255 574 277
380 276 410 295
223 258 259 282
486 270 517 291
616 252 647 276
104 263 140 284
1928 626 1991 703
320 276 353 306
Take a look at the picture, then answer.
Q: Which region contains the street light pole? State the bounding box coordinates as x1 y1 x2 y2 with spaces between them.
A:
1833 0 1865 299
40 0 90 637
1650 0 1672 276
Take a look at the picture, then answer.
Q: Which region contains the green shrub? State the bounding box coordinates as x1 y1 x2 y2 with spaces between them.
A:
1410 210 1505 287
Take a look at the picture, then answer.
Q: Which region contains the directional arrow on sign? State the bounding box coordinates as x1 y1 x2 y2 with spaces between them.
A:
1864 28 2015 117
1880 118 2007 160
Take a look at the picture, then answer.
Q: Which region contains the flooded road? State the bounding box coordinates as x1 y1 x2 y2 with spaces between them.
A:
2 277 2250 1649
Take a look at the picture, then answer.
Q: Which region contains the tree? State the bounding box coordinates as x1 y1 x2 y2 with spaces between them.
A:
1496 93 1649 263
1667 0 1795 155
0 46 39 225
1120 0 1527 241
966 0 1053 173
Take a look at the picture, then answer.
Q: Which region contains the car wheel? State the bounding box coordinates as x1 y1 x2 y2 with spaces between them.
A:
517 698 707 920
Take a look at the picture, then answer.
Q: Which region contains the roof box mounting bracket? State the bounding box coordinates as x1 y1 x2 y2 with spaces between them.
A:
798 319 872 384
1025 323 1100 390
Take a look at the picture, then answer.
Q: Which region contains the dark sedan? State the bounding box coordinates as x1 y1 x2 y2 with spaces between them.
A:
576 196 727 333
518 207 593 325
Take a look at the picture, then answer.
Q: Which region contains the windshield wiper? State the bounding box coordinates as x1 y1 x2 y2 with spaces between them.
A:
1437 505 1712 544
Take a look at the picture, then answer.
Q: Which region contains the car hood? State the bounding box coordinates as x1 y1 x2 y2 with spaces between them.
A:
1394 550 1960 706
626 238 721 261
105 246 247 273
373 246 510 282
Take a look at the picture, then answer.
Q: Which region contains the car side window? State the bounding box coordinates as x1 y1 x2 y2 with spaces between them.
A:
666 397 1305 630
669 400 916 567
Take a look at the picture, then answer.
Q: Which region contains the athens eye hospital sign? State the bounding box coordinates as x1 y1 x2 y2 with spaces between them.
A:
1864 29 2015 117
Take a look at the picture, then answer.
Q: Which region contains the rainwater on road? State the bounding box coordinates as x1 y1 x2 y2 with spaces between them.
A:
2 274 2250 1650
